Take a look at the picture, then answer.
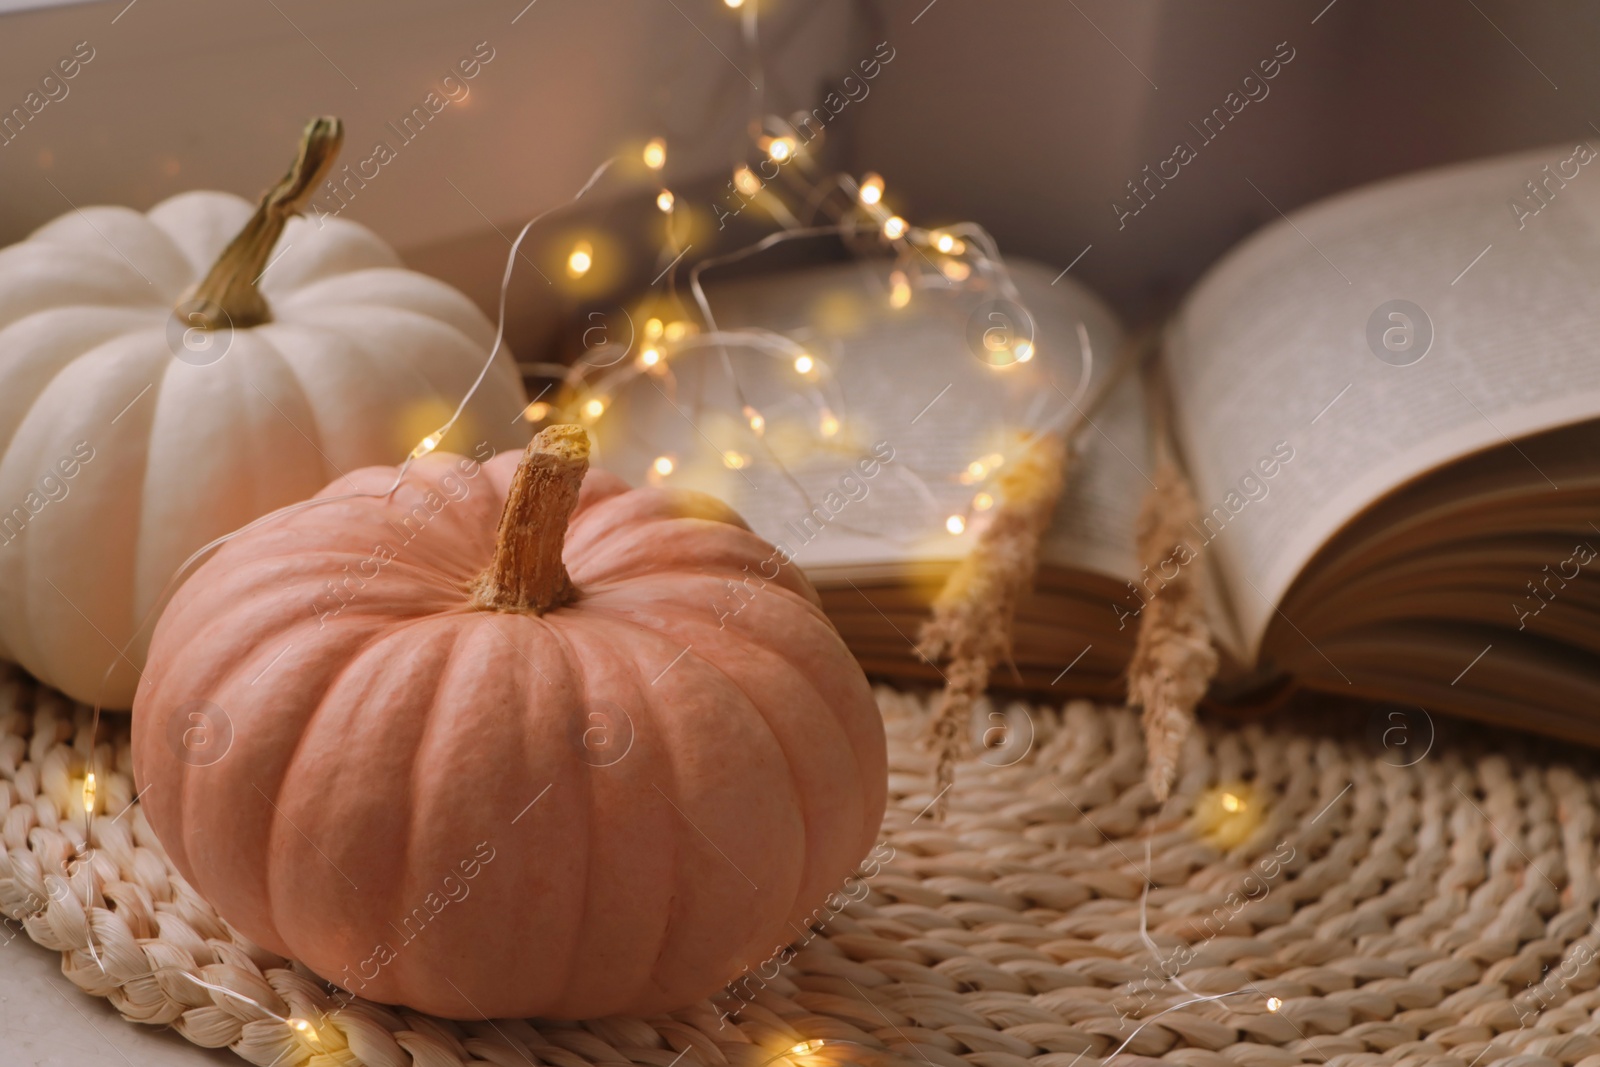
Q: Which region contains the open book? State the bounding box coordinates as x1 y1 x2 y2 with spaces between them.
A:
594 143 1600 741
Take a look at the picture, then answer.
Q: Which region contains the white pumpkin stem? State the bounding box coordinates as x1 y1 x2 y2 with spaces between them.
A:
183 116 344 330
472 425 590 615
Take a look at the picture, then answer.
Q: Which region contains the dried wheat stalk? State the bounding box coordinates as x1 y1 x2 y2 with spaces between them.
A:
1127 456 1218 801
918 432 1069 817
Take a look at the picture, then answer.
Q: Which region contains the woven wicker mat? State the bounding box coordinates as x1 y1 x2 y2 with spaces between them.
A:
5 669 1600 1067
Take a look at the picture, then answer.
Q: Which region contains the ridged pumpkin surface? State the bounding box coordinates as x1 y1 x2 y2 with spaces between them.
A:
0 168 525 707
131 442 887 1019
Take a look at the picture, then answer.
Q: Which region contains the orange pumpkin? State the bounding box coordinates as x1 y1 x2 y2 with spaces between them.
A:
131 425 887 1019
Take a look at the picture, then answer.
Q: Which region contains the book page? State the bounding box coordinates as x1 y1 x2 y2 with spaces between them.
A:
592 258 1141 584
1167 143 1600 652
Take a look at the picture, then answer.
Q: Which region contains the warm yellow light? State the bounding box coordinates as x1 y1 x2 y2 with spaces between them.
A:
409 431 444 460
652 455 675 477
767 136 795 163
888 270 911 309
967 460 987 479
656 189 675 213
743 405 765 435
1014 341 1035 363
985 453 1005 468
582 398 606 420
934 232 955 253
723 450 749 469
566 241 593 278
882 216 908 240
1266 997 1283 1013
664 321 691 341
973 492 994 511
941 259 971 281
643 138 667 171
793 353 815 375
945 514 966 535
639 347 662 368
788 1041 826 1056
819 410 840 437
733 166 761 197
81 772 95 816
724 0 744 7
1196 782 1262 848
645 317 664 340
288 1017 316 1037
858 173 884 205
521 401 551 423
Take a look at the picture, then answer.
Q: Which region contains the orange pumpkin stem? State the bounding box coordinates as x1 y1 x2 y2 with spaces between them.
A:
471 424 590 615
183 116 344 330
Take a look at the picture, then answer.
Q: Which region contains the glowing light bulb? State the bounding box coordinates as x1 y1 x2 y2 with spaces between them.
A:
933 232 955 253
639 347 662 368
985 453 1005 468
724 0 744 7
889 270 911 309
967 460 987 479
1014 341 1035 362
733 166 761 197
521 401 550 422
656 189 675 213
566 241 593 278
582 398 606 420
882 216 908 241
645 317 664 340
642 137 666 171
858 173 884 205
652 455 675 477
288 1018 316 1038
664 320 691 341
789 1041 826 1056
723 450 749 469
744 405 765 435
941 260 971 281
945 515 966 535
409 431 443 460
793 353 815 375
1198 783 1261 847
766 136 795 163
973 492 994 511
1266 997 1283 1012
81 772 95 815
819 410 840 437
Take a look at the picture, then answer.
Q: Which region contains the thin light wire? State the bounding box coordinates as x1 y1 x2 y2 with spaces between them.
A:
1038 322 1098 435
1136 835 1203 999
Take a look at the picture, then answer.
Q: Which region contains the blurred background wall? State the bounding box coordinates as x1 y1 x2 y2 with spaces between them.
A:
855 0 1600 317
1 0 1596 338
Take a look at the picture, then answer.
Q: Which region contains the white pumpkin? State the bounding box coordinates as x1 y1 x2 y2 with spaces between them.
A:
0 118 528 708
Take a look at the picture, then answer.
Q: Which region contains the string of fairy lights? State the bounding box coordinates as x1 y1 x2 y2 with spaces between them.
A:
519 130 1062 545
486 0 1090 548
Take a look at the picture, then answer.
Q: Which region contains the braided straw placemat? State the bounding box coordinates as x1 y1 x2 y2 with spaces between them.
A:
4 666 1600 1067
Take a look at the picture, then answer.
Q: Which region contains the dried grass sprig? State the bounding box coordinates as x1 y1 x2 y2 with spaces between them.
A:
1127 456 1219 802
918 432 1069 817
